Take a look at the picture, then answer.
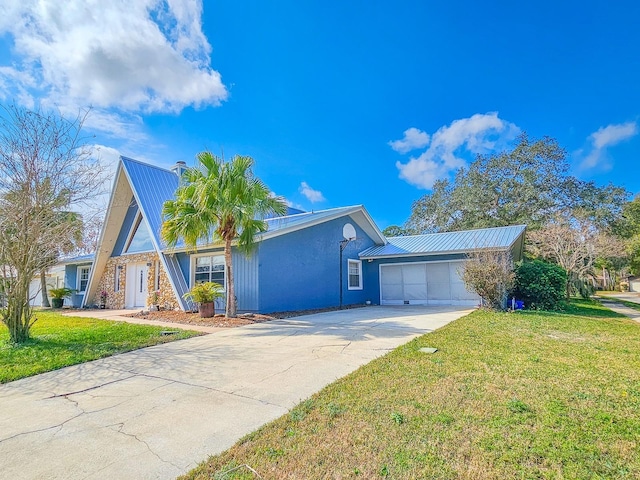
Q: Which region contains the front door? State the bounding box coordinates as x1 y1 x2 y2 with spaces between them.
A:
126 263 148 308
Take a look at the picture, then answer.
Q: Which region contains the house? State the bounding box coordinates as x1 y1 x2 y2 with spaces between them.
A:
72 156 526 312
28 254 94 307
627 276 640 293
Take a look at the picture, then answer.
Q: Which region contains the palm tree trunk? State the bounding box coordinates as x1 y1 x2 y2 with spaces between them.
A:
40 270 51 308
224 235 237 318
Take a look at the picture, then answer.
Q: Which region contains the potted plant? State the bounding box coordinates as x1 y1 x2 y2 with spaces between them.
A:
183 282 224 318
49 287 75 308
99 290 108 309
150 290 160 311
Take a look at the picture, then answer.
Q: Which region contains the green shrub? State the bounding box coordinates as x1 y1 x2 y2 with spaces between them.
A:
183 282 224 304
49 287 75 300
512 260 566 311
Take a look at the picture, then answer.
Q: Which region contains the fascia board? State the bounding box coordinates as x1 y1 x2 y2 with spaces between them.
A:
82 163 125 306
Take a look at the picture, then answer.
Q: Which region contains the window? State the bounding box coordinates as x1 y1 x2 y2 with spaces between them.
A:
194 255 225 287
114 266 121 292
154 260 161 291
78 266 90 293
124 214 154 253
348 259 362 290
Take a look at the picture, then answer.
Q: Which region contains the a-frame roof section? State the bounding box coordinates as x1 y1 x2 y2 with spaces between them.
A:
83 157 180 307
120 156 179 249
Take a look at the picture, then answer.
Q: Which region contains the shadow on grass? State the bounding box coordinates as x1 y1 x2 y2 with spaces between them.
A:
515 298 626 320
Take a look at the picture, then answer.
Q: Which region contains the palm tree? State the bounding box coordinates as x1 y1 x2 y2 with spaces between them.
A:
161 152 287 318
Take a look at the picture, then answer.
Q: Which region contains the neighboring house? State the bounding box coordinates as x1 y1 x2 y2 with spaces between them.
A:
628 276 640 293
71 156 526 312
28 254 95 307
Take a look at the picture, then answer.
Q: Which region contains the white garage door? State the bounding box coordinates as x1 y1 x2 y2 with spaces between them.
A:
380 261 479 306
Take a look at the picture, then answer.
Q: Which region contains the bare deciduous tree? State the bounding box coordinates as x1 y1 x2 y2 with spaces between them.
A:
460 249 515 310
0 104 105 343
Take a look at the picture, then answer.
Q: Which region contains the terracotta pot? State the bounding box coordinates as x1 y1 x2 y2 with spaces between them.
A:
199 302 215 318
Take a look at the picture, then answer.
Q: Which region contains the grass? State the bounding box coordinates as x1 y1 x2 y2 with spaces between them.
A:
182 300 640 479
0 310 201 383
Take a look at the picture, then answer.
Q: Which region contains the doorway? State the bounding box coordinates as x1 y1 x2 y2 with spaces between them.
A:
125 263 148 308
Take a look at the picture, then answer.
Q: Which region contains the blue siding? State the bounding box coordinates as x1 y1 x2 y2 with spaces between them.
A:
233 250 259 311
257 217 375 313
362 253 468 305
175 252 191 282
64 264 78 290
162 253 192 310
64 263 92 307
111 199 138 256
179 248 259 311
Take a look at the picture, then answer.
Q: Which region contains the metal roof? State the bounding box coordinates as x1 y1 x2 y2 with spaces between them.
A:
120 156 179 249
359 224 526 259
120 158 313 250
58 254 95 265
264 206 358 234
260 205 387 245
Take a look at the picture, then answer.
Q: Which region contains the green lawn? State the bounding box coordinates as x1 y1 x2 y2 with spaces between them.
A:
0 311 201 383
182 300 640 479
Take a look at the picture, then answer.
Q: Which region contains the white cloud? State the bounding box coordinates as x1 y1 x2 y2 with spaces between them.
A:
395 112 520 189
578 121 638 171
388 127 430 153
591 122 637 149
0 0 227 136
91 144 121 169
299 181 325 203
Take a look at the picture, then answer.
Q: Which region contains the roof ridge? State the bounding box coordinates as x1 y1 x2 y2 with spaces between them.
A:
387 224 526 240
121 155 176 175
265 204 362 222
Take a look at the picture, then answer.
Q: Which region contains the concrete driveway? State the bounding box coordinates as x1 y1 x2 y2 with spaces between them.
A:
0 305 471 480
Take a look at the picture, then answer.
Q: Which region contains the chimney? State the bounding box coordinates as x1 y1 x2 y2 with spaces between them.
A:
171 161 187 182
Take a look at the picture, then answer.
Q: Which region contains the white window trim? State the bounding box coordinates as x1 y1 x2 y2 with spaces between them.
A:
190 251 226 287
347 259 363 290
77 266 91 293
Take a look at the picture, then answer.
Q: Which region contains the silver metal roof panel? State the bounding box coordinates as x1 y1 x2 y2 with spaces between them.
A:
359 224 526 259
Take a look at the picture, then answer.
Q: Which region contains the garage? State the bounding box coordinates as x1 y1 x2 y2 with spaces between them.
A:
380 261 478 306
358 224 527 307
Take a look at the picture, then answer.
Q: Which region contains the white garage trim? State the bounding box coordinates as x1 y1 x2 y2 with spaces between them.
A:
379 260 479 306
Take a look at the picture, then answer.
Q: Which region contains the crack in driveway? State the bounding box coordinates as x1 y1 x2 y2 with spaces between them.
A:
109 422 182 472
0 411 84 444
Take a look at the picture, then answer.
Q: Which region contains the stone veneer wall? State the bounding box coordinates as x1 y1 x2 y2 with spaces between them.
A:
92 252 180 310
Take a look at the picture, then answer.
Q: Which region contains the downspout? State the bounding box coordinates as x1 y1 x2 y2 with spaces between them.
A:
339 239 351 309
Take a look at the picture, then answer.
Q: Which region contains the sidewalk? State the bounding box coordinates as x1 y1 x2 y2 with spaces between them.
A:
596 292 640 305
62 309 222 334
596 299 640 323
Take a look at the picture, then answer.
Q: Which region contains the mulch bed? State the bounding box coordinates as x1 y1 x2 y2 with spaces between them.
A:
124 304 366 328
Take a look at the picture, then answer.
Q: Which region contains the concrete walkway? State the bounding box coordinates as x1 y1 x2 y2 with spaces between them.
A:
0 305 472 480
62 308 222 334
596 292 640 305
597 299 640 323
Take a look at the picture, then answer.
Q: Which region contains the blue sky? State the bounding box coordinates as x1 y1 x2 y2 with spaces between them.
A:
0 1 638 229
